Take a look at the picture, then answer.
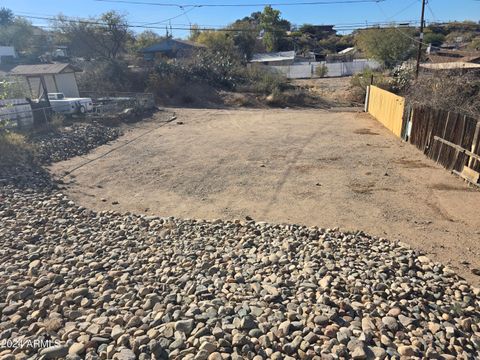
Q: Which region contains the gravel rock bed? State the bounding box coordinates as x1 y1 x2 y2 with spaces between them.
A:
1 184 479 360
31 122 121 164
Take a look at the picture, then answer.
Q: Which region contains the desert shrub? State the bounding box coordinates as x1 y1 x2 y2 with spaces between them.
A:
148 49 240 93
390 62 415 94
0 130 34 165
315 64 328 78
77 60 147 94
265 87 320 108
147 50 289 101
237 66 288 94
350 68 391 102
407 70 480 119
0 78 27 98
50 113 65 128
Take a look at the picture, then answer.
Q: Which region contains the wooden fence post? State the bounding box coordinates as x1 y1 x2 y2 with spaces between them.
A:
468 122 480 168
364 86 370 113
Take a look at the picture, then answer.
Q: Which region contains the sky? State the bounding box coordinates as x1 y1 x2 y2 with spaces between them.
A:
3 0 480 38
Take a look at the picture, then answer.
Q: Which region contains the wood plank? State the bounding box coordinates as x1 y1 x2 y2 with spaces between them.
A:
436 111 450 163
461 166 480 184
468 122 480 168
433 136 480 162
453 170 480 188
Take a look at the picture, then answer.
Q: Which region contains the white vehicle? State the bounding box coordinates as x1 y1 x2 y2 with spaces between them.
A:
48 93 93 115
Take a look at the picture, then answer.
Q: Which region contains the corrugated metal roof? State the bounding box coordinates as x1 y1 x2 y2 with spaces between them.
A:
9 63 81 76
141 38 205 53
421 62 480 70
250 51 296 63
338 47 355 55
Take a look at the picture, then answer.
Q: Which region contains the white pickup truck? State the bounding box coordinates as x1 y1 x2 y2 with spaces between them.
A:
48 93 93 115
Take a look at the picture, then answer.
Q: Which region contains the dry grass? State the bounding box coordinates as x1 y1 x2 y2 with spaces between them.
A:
0 131 35 166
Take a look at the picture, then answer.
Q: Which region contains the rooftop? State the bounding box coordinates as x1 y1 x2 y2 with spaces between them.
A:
420 62 480 70
250 51 296 63
9 63 82 76
141 38 206 53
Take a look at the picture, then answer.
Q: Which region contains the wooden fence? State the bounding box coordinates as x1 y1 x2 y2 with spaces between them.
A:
364 87 480 185
366 86 406 138
410 106 480 175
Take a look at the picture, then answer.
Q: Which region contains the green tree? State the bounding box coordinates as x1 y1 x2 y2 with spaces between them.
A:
195 31 236 54
423 31 445 47
0 17 35 54
355 27 416 68
0 7 14 26
129 30 163 53
229 20 258 60
259 6 290 52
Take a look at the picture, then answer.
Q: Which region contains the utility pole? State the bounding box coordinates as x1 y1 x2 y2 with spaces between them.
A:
415 0 427 79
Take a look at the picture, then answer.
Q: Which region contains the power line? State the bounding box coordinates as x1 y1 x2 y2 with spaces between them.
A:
384 0 420 21
427 2 438 23
375 1 425 46
21 8 421 30
18 13 478 34
94 0 386 8
142 6 196 26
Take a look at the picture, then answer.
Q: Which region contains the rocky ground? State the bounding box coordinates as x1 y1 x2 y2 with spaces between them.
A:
0 176 479 360
30 122 121 164
0 120 479 359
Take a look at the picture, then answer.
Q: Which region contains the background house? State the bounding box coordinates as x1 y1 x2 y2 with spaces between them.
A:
9 63 82 98
250 51 296 66
141 38 206 60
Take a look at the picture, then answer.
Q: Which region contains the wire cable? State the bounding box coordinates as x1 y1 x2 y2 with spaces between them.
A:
375 1 425 46
94 0 386 8
142 6 196 26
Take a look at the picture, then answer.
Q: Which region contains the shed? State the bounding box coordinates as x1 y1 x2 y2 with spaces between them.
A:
0 46 17 64
250 51 296 66
9 63 82 98
141 38 206 60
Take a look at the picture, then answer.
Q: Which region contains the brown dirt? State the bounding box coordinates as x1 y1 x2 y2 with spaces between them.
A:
50 108 480 286
294 77 358 106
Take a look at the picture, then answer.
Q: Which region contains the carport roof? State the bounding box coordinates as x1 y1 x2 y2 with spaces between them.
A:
9 63 82 76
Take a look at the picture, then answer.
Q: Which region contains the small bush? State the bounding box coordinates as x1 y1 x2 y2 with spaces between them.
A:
238 66 288 94
0 130 34 166
350 68 391 102
50 113 65 129
77 60 147 95
391 62 415 94
315 64 328 78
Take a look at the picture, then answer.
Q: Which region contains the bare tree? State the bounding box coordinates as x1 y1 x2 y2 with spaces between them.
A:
53 11 132 60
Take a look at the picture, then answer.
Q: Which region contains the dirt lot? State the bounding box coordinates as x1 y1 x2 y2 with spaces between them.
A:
295 76 360 107
51 108 480 285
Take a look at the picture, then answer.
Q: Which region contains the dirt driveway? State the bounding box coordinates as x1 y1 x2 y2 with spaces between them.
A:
51 108 480 285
